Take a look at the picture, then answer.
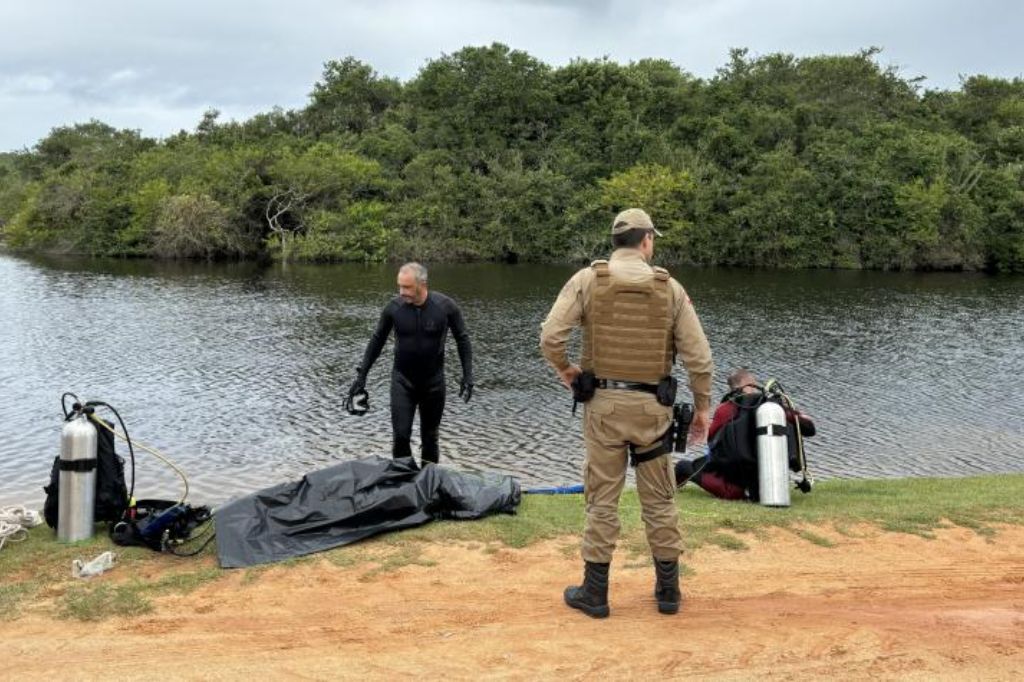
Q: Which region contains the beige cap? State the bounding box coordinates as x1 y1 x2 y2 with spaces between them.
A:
611 208 662 236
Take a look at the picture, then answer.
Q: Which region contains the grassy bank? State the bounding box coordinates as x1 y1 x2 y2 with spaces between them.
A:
2 473 1022 622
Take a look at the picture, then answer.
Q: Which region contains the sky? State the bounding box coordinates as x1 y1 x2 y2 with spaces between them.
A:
2 0 1021 152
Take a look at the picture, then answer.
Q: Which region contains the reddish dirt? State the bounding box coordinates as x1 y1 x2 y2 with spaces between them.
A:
3 524 1023 680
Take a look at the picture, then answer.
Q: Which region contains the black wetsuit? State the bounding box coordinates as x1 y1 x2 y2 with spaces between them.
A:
357 291 473 463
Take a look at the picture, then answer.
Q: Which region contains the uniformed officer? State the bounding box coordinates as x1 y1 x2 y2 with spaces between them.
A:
539 208 713 617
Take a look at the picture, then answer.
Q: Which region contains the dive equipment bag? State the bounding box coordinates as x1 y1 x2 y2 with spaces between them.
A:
110 499 212 553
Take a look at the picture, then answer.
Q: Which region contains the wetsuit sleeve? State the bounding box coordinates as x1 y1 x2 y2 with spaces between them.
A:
787 410 816 437
708 401 737 440
357 303 394 376
447 301 473 382
670 279 714 413
539 269 588 371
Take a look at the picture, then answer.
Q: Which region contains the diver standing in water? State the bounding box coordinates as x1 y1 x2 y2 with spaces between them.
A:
348 262 473 465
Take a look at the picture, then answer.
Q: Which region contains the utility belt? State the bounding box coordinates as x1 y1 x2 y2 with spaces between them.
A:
595 378 659 394
573 372 677 406
571 371 693 462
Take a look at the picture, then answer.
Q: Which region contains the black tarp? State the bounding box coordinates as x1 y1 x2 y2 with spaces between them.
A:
214 456 521 568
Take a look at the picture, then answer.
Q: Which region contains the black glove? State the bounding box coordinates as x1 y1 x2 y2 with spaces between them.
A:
459 377 474 403
348 373 366 398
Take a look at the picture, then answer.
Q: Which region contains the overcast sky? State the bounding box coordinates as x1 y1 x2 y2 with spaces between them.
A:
2 0 1021 152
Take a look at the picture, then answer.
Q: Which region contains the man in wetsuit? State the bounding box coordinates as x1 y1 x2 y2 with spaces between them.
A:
675 368 816 500
348 262 473 465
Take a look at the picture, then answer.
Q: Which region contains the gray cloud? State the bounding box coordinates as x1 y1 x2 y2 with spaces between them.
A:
1 0 1022 151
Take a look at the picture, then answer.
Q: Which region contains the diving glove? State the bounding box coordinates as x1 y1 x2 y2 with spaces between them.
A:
348 373 366 399
459 377 474 403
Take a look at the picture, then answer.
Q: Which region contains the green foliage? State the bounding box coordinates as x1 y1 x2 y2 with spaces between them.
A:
152 194 244 259
1 46 1023 270
305 57 402 136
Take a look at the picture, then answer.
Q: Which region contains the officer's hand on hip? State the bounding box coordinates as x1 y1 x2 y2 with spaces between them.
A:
687 409 710 447
557 364 582 390
459 377 474 403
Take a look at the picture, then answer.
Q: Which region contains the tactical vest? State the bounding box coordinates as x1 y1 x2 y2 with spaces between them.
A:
582 260 673 384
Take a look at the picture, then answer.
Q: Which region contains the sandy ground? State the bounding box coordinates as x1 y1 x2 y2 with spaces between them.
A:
3 524 1023 681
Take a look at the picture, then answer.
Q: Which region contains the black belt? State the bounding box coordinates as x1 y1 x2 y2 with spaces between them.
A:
596 378 658 394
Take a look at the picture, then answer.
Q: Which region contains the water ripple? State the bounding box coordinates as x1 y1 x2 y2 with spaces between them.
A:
2 255 1022 509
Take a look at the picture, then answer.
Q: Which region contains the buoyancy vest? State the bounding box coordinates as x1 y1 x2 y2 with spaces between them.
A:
582 260 674 384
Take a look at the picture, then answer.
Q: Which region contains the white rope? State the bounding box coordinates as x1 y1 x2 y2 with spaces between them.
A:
0 505 43 528
0 520 27 551
0 505 42 552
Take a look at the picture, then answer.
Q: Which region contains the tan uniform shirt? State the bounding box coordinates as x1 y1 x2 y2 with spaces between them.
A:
539 248 714 412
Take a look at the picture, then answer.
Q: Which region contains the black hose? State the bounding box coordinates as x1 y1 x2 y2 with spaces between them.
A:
61 392 81 420
84 400 136 502
166 523 217 557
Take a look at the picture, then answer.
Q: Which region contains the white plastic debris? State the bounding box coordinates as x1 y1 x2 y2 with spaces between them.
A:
72 550 117 578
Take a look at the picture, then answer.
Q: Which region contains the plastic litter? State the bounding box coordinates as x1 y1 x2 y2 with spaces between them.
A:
72 550 117 578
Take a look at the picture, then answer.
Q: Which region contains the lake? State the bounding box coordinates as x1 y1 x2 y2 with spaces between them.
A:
1 251 1021 509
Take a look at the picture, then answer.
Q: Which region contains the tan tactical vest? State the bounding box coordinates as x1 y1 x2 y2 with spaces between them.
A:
582 260 674 384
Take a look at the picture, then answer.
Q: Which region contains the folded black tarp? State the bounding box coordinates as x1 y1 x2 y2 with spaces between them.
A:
214 456 521 568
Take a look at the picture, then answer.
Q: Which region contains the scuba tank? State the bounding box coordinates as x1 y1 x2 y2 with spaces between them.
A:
58 411 98 541
755 401 790 507
48 393 213 555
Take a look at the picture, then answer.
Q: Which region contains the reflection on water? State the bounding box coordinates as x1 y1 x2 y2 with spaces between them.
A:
2 252 1022 509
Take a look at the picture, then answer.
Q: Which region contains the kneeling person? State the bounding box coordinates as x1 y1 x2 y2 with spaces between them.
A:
675 368 815 501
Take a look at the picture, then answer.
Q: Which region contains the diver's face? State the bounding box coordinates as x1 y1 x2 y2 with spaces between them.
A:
397 270 423 304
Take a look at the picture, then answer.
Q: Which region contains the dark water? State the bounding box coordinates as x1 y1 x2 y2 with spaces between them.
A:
2 251 1022 509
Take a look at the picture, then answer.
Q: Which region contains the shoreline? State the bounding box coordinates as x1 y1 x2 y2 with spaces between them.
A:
3 523 1023 679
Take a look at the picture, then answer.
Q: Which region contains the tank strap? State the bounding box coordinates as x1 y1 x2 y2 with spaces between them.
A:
755 424 788 436
59 458 98 472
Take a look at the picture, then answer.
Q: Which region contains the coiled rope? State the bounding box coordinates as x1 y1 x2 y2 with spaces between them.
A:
0 506 42 552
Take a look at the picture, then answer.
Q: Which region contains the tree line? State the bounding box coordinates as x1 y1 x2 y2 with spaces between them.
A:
1 44 1022 271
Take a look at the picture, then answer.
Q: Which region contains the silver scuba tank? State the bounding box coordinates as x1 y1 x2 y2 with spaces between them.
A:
755 401 790 507
58 413 98 541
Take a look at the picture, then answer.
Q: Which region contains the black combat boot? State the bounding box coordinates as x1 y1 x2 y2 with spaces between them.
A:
653 558 681 614
564 561 610 618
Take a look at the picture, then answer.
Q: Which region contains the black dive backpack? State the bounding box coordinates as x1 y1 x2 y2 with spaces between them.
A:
43 418 129 528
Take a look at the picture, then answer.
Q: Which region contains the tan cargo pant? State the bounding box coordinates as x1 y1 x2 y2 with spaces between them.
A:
581 389 681 563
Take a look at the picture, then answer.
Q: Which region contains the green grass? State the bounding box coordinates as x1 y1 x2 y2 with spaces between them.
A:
0 582 34 620
61 583 154 621
2 473 1021 621
0 522 223 622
